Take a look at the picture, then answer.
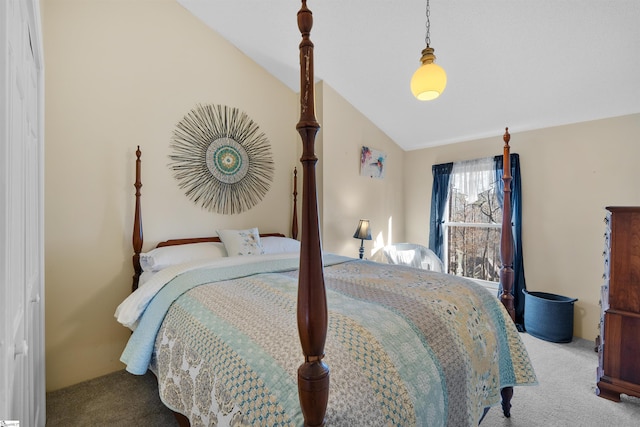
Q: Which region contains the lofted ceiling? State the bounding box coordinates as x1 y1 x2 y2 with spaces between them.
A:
177 0 640 151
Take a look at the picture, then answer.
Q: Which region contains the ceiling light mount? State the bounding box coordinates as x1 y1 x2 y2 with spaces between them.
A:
411 0 447 101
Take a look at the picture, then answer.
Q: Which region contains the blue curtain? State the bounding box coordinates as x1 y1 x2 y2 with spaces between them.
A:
428 162 453 260
494 153 526 330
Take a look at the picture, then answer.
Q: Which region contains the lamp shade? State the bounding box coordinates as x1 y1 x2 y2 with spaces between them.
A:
411 62 447 101
411 46 447 101
353 219 372 240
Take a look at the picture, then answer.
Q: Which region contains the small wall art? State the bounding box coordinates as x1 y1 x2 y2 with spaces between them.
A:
360 146 386 179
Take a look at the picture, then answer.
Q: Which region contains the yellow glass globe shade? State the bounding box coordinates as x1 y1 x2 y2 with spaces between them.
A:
411 62 447 101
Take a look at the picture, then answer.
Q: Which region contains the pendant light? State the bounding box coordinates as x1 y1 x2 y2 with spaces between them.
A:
411 0 447 101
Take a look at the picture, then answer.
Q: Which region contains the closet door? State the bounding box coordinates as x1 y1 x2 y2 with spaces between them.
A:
0 0 45 425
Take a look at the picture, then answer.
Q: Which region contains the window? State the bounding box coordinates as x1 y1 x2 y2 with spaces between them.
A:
429 153 526 327
443 158 501 283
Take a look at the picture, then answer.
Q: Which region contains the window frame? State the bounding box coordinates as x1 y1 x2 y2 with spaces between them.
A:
441 164 503 285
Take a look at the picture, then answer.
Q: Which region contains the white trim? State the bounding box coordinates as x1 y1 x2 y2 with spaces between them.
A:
444 221 501 229
470 278 499 293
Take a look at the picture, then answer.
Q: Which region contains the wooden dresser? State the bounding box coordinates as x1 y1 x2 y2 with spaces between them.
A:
596 206 640 401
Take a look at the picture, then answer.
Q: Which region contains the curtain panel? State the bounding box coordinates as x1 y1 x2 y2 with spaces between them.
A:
428 162 453 260
494 153 526 329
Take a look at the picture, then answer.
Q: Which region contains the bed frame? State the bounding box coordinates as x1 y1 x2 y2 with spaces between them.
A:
130 2 516 425
130 143 291 292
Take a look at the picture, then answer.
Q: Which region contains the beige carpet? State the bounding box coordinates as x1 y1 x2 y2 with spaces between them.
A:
46 333 640 426
481 333 640 426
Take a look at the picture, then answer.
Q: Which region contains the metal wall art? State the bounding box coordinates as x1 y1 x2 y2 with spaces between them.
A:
169 104 274 214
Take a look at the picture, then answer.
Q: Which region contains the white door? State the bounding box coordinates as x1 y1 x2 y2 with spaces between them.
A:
0 0 45 425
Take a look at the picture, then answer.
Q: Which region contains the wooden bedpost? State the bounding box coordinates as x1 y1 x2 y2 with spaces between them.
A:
498 128 516 417
132 146 143 292
296 1 329 426
292 167 299 240
499 128 516 322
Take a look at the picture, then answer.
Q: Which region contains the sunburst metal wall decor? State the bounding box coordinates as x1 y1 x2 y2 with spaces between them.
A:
169 104 274 214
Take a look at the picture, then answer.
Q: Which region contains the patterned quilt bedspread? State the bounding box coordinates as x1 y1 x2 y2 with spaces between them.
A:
120 255 536 426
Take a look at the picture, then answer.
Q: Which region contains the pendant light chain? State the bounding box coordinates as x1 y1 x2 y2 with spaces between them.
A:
424 0 431 47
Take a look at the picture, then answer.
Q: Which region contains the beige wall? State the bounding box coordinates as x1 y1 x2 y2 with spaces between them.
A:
42 0 639 392
43 0 300 390
405 114 640 342
42 0 405 391
319 83 405 258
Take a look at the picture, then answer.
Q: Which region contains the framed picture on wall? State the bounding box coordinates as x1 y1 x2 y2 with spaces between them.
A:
360 146 386 179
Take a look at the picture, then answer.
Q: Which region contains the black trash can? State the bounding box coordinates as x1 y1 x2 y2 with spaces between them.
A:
523 290 578 343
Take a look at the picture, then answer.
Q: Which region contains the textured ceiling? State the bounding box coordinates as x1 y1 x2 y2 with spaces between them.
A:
178 0 640 150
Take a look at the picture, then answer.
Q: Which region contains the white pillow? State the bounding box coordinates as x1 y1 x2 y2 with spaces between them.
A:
139 241 227 272
261 236 300 254
217 227 265 256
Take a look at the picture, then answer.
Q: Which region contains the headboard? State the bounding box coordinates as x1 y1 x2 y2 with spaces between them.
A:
130 144 293 292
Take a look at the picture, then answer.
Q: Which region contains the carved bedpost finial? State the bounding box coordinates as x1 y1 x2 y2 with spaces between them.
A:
297 0 317 127
503 127 510 146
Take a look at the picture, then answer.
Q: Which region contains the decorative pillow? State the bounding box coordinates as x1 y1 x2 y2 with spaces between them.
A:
261 236 300 254
139 241 227 272
217 227 265 256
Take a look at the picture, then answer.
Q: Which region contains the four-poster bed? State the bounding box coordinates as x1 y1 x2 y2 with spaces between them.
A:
117 2 535 426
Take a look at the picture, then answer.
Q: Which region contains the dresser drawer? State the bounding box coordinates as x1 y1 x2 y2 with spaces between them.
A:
602 310 640 385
